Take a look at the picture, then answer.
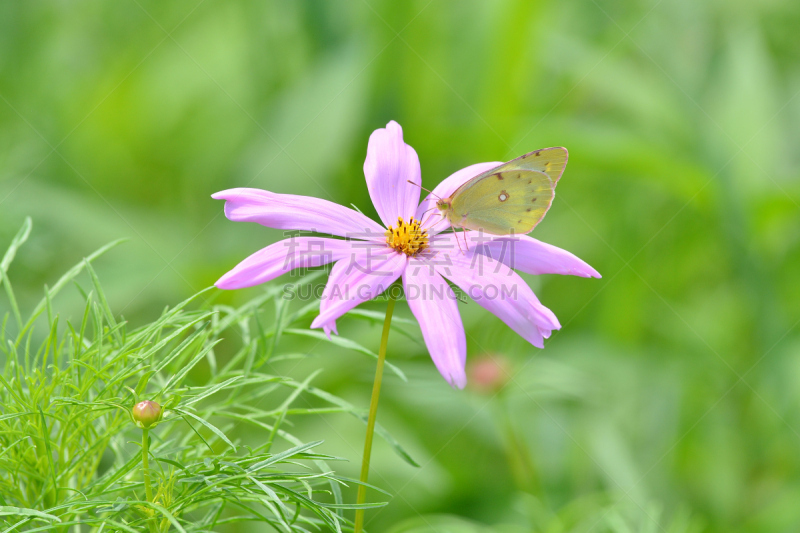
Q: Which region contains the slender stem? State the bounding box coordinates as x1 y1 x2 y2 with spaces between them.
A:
142 428 154 503
354 293 396 533
142 428 159 533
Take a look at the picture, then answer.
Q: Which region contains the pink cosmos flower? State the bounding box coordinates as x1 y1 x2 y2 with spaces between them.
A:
213 121 599 388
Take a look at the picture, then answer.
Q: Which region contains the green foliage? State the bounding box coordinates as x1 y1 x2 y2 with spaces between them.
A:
0 220 390 531
1 2 800 532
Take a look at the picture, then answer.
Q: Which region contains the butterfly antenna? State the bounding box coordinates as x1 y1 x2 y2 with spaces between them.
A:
407 180 442 200
418 206 438 227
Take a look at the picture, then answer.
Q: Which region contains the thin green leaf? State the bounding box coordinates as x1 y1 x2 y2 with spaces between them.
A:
283 328 407 381
173 408 237 451
301 384 420 467
248 441 324 473
0 217 32 273
0 268 22 333
21 238 125 335
83 260 122 346
0 506 60 522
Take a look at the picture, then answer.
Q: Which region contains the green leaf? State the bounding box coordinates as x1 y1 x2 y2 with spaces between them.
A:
138 501 187 533
0 506 61 522
346 309 424 347
301 384 419 467
248 440 323 472
180 376 242 407
0 217 32 273
21 238 125 335
346 308 416 326
158 338 222 396
284 328 407 381
0 218 31 332
173 408 237 452
0 268 22 333
38 407 59 504
83 260 122 346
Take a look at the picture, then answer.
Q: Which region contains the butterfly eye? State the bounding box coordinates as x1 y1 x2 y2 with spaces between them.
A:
498 191 509 202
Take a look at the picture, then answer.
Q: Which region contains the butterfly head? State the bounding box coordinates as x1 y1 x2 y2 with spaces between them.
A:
436 198 452 212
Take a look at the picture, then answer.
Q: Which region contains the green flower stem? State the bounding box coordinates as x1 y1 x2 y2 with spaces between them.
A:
354 293 396 533
142 427 154 503
142 427 159 533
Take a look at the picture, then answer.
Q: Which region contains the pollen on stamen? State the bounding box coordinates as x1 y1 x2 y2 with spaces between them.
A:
385 216 429 256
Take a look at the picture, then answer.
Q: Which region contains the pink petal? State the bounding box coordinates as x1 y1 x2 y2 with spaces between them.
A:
415 161 502 235
215 237 353 290
212 188 386 240
474 235 601 278
310 249 407 329
403 260 467 388
364 121 421 228
317 290 340 341
430 234 560 347
321 321 338 340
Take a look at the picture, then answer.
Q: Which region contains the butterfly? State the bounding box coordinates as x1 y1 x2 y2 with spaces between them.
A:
431 147 567 240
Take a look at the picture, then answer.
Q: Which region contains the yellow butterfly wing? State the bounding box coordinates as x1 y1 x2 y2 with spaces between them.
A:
503 146 568 185
446 147 567 235
449 169 554 234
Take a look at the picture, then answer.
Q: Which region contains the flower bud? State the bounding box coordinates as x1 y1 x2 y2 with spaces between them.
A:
132 400 162 428
468 354 511 394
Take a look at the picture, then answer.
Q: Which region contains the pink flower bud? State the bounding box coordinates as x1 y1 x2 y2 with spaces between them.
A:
468 354 511 394
132 400 162 428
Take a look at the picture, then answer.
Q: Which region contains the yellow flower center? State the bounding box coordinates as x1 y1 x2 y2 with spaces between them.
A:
385 216 429 256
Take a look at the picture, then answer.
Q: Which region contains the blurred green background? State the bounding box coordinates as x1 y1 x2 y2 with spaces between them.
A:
1 0 800 531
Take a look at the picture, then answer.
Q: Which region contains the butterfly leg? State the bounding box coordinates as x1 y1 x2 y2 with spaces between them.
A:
454 230 464 254
422 212 446 233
